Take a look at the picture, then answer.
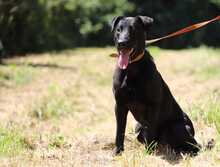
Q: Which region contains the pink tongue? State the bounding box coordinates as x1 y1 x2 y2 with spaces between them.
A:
118 52 129 69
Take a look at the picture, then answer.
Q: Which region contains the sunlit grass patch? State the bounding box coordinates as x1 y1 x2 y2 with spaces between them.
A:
198 64 220 80
148 46 162 57
0 127 27 156
197 46 220 57
75 52 113 87
190 47 220 80
0 64 36 87
31 84 74 120
115 147 147 167
115 145 175 167
167 46 220 78
49 134 67 149
191 47 220 80
189 92 220 134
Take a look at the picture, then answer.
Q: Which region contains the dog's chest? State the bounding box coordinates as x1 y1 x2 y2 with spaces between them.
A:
117 82 152 123
114 74 151 107
113 69 160 124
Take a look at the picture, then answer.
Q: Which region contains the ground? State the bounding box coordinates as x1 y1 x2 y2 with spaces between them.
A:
0 47 219 167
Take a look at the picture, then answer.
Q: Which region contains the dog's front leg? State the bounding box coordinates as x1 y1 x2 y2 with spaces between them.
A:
114 104 128 155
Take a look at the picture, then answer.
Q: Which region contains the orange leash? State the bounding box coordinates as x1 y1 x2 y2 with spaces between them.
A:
146 15 220 44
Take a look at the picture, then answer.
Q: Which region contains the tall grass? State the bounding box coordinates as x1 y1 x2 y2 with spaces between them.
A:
190 93 220 130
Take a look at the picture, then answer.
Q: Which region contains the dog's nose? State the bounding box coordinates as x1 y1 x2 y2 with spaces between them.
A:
118 40 129 48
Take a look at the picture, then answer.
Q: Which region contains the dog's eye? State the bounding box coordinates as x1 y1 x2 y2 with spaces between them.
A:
116 26 123 33
129 25 133 32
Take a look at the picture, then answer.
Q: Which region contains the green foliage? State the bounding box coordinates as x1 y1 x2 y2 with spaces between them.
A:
211 0 220 6
0 127 27 156
128 0 220 48
0 0 219 54
0 0 133 54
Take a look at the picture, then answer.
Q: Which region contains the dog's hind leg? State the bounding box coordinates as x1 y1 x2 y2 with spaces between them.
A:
135 123 157 147
161 121 201 155
135 123 147 144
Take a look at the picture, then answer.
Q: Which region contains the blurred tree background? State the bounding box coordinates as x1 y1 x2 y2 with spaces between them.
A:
0 0 219 56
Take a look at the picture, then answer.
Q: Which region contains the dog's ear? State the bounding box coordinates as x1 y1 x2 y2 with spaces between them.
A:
110 16 124 32
136 16 154 30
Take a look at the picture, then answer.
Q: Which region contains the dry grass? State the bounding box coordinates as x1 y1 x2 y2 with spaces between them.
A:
0 46 219 166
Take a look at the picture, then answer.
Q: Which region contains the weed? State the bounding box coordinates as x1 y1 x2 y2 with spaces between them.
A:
0 127 27 156
144 142 158 155
49 135 67 149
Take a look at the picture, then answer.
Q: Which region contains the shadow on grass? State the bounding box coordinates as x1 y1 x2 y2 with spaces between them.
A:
0 61 77 71
156 145 183 165
102 140 183 165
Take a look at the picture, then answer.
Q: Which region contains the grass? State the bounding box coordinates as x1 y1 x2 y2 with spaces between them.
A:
31 84 74 120
31 78 108 120
148 46 162 57
189 92 220 128
49 135 67 149
189 91 220 151
0 64 36 87
0 127 27 156
166 46 220 80
144 142 158 155
194 47 220 80
199 65 220 80
0 47 219 166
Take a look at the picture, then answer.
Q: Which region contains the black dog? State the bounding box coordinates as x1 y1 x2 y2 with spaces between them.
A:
111 16 201 155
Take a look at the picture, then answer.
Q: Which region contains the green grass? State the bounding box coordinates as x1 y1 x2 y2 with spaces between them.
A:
193 47 220 80
0 127 27 156
199 65 220 80
148 46 162 57
31 84 74 120
0 64 36 87
144 142 158 155
49 134 67 149
190 92 220 135
167 46 220 79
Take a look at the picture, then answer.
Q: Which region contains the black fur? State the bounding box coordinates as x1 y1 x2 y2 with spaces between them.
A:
111 16 201 155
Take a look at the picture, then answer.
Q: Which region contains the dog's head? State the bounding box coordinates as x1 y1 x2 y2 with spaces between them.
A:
111 16 153 69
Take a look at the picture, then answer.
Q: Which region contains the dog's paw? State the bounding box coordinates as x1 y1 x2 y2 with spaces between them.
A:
113 147 124 156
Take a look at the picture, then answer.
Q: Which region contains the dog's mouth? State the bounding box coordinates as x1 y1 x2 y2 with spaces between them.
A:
117 48 133 69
